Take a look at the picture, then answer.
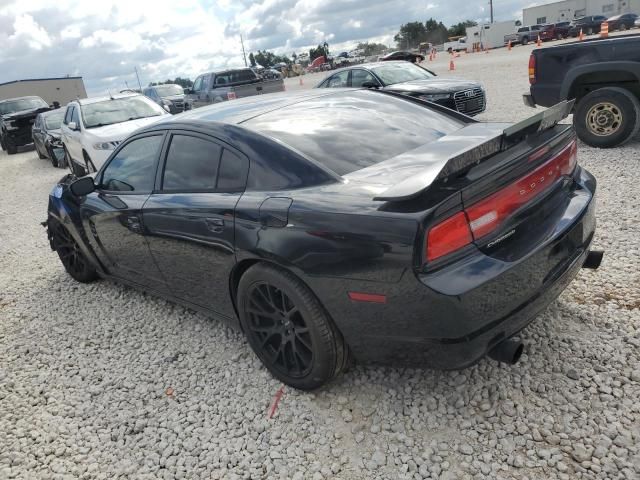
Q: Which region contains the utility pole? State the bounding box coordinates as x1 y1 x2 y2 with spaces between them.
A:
489 0 494 23
240 35 248 67
134 67 143 92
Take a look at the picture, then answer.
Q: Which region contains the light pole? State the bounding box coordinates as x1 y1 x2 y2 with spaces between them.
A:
489 0 494 23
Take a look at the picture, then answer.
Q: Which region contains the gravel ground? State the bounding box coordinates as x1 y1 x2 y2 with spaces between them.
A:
1 42 640 480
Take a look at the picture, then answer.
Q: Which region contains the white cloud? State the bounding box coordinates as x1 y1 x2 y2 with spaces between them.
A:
0 0 531 95
10 14 51 50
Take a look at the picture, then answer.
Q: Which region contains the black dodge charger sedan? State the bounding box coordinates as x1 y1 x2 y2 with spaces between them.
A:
46 89 599 390
316 61 486 116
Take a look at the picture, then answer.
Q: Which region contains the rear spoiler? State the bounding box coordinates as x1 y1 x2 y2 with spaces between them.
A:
373 100 575 202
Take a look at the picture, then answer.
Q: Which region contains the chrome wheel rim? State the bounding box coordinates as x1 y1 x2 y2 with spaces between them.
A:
586 102 623 136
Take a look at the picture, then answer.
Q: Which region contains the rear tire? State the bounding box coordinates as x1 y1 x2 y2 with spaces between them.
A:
573 87 640 148
237 263 349 390
49 219 98 283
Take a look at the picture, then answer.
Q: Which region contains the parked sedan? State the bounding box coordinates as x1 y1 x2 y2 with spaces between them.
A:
568 15 607 36
46 90 599 390
32 109 66 167
316 61 486 116
606 13 638 30
143 84 186 114
379 51 425 63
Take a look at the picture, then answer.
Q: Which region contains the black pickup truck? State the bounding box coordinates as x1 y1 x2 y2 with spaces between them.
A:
0 96 51 154
524 34 640 148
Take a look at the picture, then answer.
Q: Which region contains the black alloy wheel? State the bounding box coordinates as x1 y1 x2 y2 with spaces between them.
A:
246 282 314 378
50 220 98 283
238 263 349 390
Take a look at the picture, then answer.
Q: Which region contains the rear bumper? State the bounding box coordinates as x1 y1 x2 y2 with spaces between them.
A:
525 86 562 108
309 167 597 368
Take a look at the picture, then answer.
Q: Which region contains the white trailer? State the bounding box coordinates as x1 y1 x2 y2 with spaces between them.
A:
466 21 521 50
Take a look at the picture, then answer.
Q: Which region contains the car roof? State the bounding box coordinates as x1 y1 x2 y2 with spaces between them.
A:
152 89 341 126
71 92 142 106
323 60 412 76
0 95 45 104
40 109 64 118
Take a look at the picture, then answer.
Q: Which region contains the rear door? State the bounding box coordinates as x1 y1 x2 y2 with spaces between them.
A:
80 133 167 288
143 131 249 317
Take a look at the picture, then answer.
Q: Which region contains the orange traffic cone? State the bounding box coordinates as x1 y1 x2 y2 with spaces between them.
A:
429 52 433 61
579 29 584 41
299 76 303 86
600 21 609 38
536 35 542 47
508 40 512 51
449 59 455 71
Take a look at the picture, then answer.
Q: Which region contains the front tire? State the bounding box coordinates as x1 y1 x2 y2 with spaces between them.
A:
237 263 349 390
573 87 640 148
6 137 17 155
522 36 529 45
49 219 98 283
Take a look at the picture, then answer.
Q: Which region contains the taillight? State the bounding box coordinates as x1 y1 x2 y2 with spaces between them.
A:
528 54 536 84
425 139 577 262
426 211 472 261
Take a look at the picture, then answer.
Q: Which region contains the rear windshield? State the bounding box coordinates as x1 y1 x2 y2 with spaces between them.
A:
244 90 464 176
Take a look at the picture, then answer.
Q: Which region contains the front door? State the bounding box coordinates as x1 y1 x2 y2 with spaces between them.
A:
81 133 167 289
142 132 249 317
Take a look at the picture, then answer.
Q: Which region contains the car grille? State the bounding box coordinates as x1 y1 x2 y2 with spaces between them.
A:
172 100 185 112
453 88 486 116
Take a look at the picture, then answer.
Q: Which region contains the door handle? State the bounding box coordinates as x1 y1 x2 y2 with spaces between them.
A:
205 218 224 233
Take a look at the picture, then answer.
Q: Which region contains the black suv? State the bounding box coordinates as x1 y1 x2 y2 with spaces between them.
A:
0 96 51 154
568 15 607 36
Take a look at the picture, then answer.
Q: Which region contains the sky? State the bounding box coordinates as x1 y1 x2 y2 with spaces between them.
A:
0 0 533 96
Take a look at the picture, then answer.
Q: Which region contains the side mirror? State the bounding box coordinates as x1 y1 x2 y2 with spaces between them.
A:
184 88 193 95
361 81 379 89
68 121 78 131
70 176 96 196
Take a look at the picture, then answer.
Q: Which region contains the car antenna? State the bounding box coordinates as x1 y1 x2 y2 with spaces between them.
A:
108 90 114 100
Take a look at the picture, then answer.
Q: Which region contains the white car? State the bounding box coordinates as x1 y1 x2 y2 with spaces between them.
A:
60 93 168 176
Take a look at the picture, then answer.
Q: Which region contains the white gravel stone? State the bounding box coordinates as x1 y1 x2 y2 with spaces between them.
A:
1 40 639 480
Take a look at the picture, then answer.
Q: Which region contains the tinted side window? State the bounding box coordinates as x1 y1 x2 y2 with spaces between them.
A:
101 135 163 192
217 149 249 191
162 135 221 191
326 71 349 88
351 70 377 87
193 76 204 92
63 106 74 125
71 107 80 125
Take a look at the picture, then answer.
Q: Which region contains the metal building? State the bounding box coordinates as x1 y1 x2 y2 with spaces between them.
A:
523 0 640 25
0 77 87 105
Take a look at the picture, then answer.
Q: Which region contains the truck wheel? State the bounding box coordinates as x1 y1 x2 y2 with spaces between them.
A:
574 87 640 148
586 27 594 35
0 135 5 151
522 36 529 45
556 32 563 40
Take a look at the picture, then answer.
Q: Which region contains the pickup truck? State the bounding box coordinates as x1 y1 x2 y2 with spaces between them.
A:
504 25 543 46
538 22 571 41
0 96 51 155
443 37 467 53
184 68 285 109
524 34 640 148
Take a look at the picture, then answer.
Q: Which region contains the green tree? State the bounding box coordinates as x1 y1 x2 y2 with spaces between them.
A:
448 20 477 37
356 42 388 56
309 43 329 61
249 52 256 67
394 21 428 49
424 18 449 45
148 77 193 88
